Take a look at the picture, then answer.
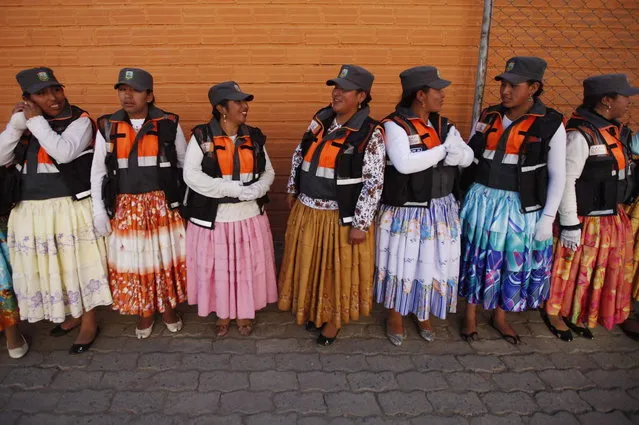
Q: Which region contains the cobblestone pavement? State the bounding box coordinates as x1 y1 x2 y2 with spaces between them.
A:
1 303 639 425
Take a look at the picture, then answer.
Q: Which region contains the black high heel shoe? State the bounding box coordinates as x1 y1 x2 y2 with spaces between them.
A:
540 310 573 342
317 329 340 346
69 326 100 355
562 317 594 339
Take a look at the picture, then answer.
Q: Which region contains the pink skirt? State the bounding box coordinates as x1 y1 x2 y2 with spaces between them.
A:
186 213 277 319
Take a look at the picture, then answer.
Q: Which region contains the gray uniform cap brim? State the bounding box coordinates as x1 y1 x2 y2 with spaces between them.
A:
619 86 639 96
114 81 151 91
495 72 530 84
25 81 64 94
326 78 361 91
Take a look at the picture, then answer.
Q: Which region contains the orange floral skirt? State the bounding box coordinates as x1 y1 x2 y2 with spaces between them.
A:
624 199 639 301
108 191 187 317
546 207 633 329
278 201 375 329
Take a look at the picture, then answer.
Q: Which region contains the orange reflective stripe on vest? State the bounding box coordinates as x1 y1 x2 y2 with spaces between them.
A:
486 114 536 154
405 118 442 149
211 135 255 177
599 125 627 170
302 131 349 177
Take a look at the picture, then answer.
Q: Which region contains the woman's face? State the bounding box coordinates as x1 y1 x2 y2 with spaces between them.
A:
500 80 538 109
604 94 630 121
117 84 153 118
28 86 66 117
417 87 445 113
218 100 249 126
331 85 366 116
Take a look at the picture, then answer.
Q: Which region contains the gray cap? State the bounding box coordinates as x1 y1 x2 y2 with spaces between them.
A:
114 68 153 91
495 56 547 84
16 67 64 94
208 81 254 106
583 74 639 98
326 64 374 92
400 66 451 96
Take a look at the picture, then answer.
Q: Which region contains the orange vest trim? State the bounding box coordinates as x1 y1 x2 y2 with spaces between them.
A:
302 130 351 172
485 113 537 154
208 135 255 177
598 125 627 170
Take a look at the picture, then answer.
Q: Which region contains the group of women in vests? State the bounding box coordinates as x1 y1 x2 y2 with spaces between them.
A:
0 57 638 358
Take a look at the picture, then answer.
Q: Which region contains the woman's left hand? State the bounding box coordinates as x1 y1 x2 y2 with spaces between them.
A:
348 227 367 245
22 100 43 120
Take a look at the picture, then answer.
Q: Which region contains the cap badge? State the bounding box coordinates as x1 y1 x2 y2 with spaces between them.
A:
36 71 49 81
234 83 241 92
125 70 134 80
506 62 515 72
436 69 441 78
339 68 349 78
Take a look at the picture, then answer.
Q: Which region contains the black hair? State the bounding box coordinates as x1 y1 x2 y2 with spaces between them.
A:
358 90 372 108
147 89 155 107
528 80 544 99
582 92 618 110
212 99 230 120
398 86 430 108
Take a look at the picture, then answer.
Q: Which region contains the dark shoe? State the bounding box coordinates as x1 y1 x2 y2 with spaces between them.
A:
460 330 479 342
489 316 521 345
305 321 318 332
541 310 573 342
69 327 100 355
619 319 639 341
562 317 594 339
317 329 340 346
50 323 79 337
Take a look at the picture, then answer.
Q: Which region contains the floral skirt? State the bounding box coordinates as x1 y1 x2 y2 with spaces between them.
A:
546 207 633 329
374 194 460 321
8 197 112 323
278 201 374 329
107 191 187 317
0 221 19 331
458 183 553 312
624 198 639 301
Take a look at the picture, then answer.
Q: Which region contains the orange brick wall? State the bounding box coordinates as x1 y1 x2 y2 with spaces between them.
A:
0 0 484 241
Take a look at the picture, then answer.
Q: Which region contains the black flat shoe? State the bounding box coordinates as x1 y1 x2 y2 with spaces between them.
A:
69 327 100 355
305 321 320 332
541 310 573 342
562 317 594 339
460 330 479 342
488 316 521 345
619 319 639 341
50 323 79 337
317 329 340 346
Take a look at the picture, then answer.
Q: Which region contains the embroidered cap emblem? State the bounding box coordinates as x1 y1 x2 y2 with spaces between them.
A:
36 71 49 81
125 70 134 80
506 61 515 72
339 68 349 78
234 83 241 92
436 69 441 78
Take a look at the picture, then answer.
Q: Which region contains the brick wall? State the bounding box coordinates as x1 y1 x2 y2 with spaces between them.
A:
0 0 484 241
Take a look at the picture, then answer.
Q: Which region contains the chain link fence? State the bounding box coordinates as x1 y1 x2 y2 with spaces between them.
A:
476 0 639 129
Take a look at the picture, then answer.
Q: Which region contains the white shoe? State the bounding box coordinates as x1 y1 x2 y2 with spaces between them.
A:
163 317 183 333
135 321 155 339
7 336 29 359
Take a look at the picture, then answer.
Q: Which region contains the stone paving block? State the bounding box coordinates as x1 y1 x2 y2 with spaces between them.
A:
534 390 591 414
40 350 92 369
538 369 594 390
0 352 44 368
199 371 249 392
412 355 463 372
110 391 166 414
469 339 520 355
579 388 638 412
321 354 369 372
212 339 257 354
468 415 524 425
230 354 276 371
298 371 349 392
148 370 199 391
0 411 20 425
71 413 132 425
590 352 637 370
219 390 274 414
7 391 61 413
249 370 299 391
126 413 180 425
88 352 139 371
50 370 103 390
516 338 564 354
578 410 634 425
1 368 57 390
274 353 321 371
445 372 494 393
410 416 468 425
18 414 77 425
528 412 581 425
396 371 448 392
585 369 639 389
549 352 598 370
325 392 381 417
629 387 639 401
100 371 154 390
56 390 113 413
366 355 415 372
181 353 230 370
168 337 213 353
411 341 474 356
273 391 327 414
500 354 554 371
190 415 243 425
137 352 182 370
347 371 399 392
163 391 220 415
244 413 298 425
480 391 538 415
491 371 546 393
255 338 302 354
427 391 487 416
121 337 172 353
377 391 432 416
457 355 506 373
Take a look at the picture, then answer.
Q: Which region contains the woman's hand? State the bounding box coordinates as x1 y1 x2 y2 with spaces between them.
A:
22 100 43 120
348 227 367 245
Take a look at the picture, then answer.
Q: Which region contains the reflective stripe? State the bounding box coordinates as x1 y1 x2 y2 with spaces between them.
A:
315 166 334 179
588 209 615 215
618 168 627 179
159 161 171 168
169 201 180 209
118 158 128 168
341 216 353 224
74 189 91 200
521 163 547 172
472 158 479 165
36 163 59 173
523 204 542 212
138 156 157 167
482 150 519 164
15 164 23 172
189 217 213 228
402 201 430 207
301 161 311 172
336 177 363 185
77 149 94 157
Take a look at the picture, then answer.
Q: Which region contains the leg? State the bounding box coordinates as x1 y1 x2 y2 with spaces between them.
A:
460 302 478 341
490 306 521 344
74 309 98 345
387 309 404 335
5 324 25 350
